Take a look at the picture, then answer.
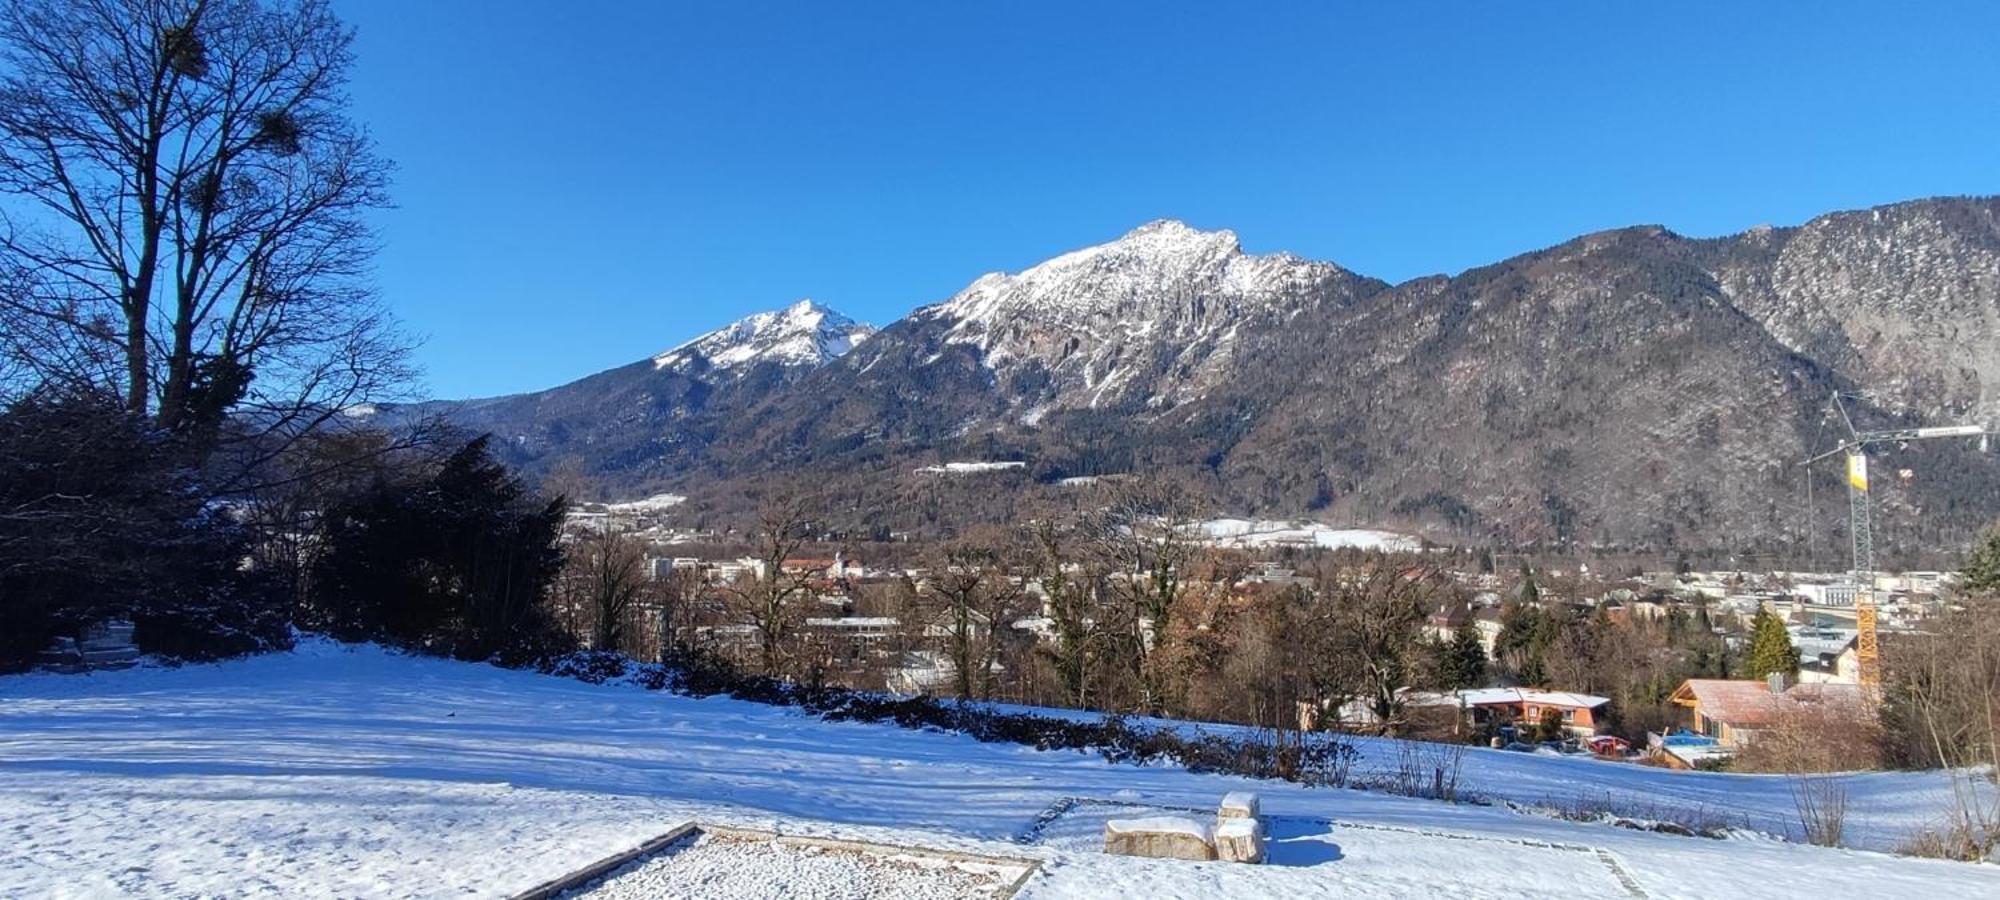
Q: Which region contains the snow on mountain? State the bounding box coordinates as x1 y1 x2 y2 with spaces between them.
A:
917 220 1351 409
914 461 1028 475
653 299 875 373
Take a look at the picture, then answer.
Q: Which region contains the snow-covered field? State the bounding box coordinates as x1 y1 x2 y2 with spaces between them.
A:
1192 517 1421 552
3 641 1996 898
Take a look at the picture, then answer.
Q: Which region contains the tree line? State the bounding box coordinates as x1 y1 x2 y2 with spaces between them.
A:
0 0 571 670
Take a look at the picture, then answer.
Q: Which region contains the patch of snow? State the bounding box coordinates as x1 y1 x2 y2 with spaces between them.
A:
914 461 1027 475
1192 518 1422 552
1104 816 1212 842
605 493 687 514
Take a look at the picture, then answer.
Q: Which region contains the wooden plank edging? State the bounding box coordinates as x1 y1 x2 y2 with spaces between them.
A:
506 821 699 900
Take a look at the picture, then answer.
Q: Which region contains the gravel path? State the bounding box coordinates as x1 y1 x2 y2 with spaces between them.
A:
571 835 1013 899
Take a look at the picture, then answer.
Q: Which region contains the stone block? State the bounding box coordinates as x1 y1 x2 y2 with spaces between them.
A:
1218 791 1260 820
1104 816 1216 861
1214 817 1265 864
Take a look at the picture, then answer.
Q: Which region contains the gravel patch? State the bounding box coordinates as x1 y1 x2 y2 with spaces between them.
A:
568 834 1015 899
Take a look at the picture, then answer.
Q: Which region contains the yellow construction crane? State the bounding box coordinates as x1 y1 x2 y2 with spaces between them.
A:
1800 392 1990 687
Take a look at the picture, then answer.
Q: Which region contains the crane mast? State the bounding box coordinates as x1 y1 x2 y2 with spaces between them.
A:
1801 393 1989 688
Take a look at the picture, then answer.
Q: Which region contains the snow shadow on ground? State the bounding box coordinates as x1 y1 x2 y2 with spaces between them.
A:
1264 817 1345 866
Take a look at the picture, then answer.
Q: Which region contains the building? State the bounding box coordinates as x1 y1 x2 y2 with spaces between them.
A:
1794 634 1860 686
1321 687 1610 737
1666 676 1868 751
1471 607 1505 658
1424 602 1471 642
1451 688 1611 737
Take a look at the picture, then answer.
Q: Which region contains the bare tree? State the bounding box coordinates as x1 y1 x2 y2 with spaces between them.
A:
714 492 816 677
1090 479 1203 714
1880 593 2000 858
0 0 406 458
648 563 701 662
556 525 650 652
921 540 1026 701
1312 557 1455 735
1029 515 1100 708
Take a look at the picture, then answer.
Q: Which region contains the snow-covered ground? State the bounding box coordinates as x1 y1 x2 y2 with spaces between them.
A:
1191 517 1421 552
3 641 1996 898
576 834 1013 899
603 493 687 514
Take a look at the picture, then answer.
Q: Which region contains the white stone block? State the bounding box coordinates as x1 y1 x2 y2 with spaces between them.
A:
1218 791 1260 820
1214 817 1265 864
1104 816 1216 861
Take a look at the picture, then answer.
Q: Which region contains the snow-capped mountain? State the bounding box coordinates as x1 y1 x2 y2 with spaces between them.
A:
652 299 875 374
399 301 876 497
917 220 1361 410
423 197 2000 551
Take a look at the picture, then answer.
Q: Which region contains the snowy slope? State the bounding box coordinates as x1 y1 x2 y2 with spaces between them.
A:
652 300 875 373
3 643 1996 899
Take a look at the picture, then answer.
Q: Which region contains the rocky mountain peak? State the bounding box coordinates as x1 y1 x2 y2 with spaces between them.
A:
904 219 1353 412
651 299 875 373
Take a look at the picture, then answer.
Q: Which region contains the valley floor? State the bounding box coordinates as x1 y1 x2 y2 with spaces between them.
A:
2 641 1996 898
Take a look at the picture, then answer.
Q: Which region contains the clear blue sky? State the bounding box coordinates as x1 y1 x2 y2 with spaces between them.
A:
331 1 2000 399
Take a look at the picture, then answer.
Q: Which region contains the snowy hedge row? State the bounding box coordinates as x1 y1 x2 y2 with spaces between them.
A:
538 649 1363 789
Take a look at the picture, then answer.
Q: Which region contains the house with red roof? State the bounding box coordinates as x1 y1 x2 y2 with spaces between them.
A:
1666 676 1868 753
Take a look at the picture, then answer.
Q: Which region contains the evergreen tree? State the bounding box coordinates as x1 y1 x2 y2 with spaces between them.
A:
311 436 569 662
1495 601 1540 663
1743 607 1798 681
1518 649 1548 688
1519 563 1541 605
1962 524 2000 595
0 387 287 669
1534 707 1566 743
1447 623 1488 689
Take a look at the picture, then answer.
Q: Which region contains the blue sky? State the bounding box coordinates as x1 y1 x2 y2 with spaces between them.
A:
332 1 2000 399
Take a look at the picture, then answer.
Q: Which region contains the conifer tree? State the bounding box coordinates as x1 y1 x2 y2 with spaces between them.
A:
1519 563 1541 605
1744 608 1798 681
1962 524 2000 595
1448 623 1488 689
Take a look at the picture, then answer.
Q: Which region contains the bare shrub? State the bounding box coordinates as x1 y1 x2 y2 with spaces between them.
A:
1879 594 2000 858
1898 813 1997 862
1735 696 1883 774
1541 791 1738 838
1789 774 1848 847
1384 740 1468 802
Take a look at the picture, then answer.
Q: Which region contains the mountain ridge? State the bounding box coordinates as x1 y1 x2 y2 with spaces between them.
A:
419 196 2000 555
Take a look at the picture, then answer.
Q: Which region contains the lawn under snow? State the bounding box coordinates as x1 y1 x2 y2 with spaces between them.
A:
3 642 1997 899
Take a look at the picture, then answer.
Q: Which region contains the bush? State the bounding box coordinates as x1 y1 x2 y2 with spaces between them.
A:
0 388 288 669
559 645 1367 789
309 436 570 663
